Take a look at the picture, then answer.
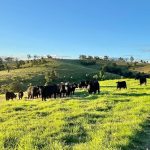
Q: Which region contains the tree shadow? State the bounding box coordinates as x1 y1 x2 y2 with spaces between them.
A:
114 93 150 97
120 116 150 150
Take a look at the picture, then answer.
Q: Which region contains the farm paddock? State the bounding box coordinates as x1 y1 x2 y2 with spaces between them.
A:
0 79 149 150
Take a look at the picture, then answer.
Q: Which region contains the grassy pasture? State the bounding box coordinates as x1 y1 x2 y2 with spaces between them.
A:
0 79 150 150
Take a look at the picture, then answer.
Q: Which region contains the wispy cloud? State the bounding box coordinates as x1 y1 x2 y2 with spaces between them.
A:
140 49 150 53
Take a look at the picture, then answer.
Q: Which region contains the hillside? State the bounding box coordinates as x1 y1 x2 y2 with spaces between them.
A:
0 59 120 89
0 79 150 149
131 64 150 74
0 58 149 93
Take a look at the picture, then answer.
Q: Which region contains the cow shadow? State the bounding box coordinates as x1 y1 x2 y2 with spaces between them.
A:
120 117 150 150
101 86 116 88
71 90 100 101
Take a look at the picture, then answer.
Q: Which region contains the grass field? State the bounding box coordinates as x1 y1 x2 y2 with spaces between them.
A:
0 79 150 150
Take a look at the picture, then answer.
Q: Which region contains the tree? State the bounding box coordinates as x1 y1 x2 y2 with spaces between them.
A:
45 69 57 84
0 57 4 70
87 56 93 60
15 59 21 69
99 66 105 80
104 56 109 61
34 55 38 60
130 56 134 62
94 56 100 60
118 57 125 62
47 55 52 59
5 64 10 73
41 57 47 64
27 54 31 60
79 55 86 60
5 57 14 62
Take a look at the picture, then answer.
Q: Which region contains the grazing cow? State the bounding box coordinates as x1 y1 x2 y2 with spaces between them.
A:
6 92 17 100
139 77 147 85
87 80 100 94
116 81 127 89
18 91 24 100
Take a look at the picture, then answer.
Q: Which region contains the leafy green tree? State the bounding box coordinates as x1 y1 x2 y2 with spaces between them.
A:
104 56 109 61
45 70 57 84
130 56 134 62
99 66 105 80
0 57 4 70
15 59 21 69
27 54 31 60
5 64 10 73
79 55 86 60
87 56 93 60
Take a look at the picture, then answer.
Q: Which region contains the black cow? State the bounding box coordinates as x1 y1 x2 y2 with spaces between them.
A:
116 81 127 89
18 91 24 100
41 84 58 101
65 83 72 97
139 77 147 85
70 83 77 95
87 80 100 94
6 92 17 100
78 81 88 88
135 74 147 85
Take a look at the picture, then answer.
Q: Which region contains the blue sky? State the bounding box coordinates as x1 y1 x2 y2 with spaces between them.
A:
0 0 150 60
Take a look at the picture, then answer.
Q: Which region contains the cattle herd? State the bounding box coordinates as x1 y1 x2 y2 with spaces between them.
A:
5 76 147 101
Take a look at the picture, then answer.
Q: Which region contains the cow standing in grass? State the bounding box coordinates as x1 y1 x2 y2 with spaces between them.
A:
18 91 24 100
6 92 17 100
87 80 100 94
27 86 39 99
116 81 127 89
41 84 58 101
139 77 147 85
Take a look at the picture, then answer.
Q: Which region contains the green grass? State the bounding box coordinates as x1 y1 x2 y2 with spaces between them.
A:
0 79 150 150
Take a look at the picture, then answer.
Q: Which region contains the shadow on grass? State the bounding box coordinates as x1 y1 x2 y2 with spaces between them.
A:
120 116 150 150
114 93 150 97
70 90 100 101
113 99 130 103
101 86 116 88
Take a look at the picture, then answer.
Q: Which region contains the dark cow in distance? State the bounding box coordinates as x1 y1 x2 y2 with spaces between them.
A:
6 92 17 100
87 80 100 94
116 81 127 89
135 73 148 85
139 77 147 85
78 80 89 88
18 91 24 100
41 84 58 101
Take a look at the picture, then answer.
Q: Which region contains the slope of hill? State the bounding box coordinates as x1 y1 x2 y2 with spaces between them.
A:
0 59 120 87
0 58 149 93
131 64 150 74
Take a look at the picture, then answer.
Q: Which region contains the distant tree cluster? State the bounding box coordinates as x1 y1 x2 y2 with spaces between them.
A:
79 55 99 65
